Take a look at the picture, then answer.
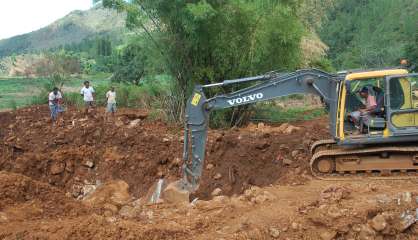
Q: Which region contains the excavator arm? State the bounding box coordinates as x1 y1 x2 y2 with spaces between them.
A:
181 69 341 191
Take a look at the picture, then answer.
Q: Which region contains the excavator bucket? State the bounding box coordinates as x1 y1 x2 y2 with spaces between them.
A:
160 179 191 204
146 179 191 205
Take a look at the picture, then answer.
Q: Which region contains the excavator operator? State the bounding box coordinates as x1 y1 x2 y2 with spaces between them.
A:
349 85 384 133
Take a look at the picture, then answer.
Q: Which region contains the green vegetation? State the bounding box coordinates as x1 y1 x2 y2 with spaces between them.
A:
320 0 418 69
11 73 170 115
253 105 326 123
111 38 150 85
405 29 418 71
0 76 108 110
0 77 47 110
102 0 305 124
73 77 171 110
1 0 416 128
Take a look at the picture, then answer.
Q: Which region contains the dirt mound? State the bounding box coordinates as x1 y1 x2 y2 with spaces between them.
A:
0 171 89 220
0 214 190 240
0 106 329 201
0 106 184 199
195 120 328 199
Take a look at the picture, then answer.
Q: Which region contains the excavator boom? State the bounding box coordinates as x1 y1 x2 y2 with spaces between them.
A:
181 69 342 191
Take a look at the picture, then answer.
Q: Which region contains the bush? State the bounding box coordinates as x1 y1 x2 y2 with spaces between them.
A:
64 92 84 108
252 102 326 123
210 109 231 129
30 94 48 105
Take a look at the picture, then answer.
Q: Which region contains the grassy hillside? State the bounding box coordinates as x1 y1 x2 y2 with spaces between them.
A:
0 4 126 58
319 0 418 69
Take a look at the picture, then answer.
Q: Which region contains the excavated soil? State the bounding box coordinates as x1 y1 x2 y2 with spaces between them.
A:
1 106 418 240
0 106 327 200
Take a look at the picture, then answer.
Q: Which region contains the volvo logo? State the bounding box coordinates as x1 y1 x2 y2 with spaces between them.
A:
227 93 264 106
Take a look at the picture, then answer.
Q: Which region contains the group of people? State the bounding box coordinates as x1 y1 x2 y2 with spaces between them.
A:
48 81 117 124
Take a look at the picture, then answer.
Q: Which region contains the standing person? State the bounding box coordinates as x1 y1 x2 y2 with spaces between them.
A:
80 81 95 115
48 87 63 125
106 86 117 119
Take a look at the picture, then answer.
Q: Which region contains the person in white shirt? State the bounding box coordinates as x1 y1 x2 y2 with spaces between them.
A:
106 86 117 118
80 81 95 115
48 87 63 123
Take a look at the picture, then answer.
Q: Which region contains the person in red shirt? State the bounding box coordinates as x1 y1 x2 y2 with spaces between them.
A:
349 86 377 133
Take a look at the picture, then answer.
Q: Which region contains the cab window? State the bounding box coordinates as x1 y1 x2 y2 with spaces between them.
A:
346 77 384 113
389 76 418 128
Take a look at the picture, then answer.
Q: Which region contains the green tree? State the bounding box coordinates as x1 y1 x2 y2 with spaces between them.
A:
320 0 418 69
30 51 81 95
405 29 418 72
97 37 112 56
100 0 305 123
33 51 81 79
112 39 148 85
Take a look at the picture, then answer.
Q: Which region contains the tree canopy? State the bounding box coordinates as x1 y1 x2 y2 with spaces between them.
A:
102 0 304 82
100 0 306 121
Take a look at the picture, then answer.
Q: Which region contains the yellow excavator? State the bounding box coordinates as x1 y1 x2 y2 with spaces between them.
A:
180 67 418 191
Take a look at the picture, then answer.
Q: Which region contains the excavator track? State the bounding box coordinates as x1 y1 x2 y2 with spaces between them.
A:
310 144 418 181
310 139 337 155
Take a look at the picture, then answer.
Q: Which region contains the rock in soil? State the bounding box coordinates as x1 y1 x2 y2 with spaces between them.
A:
119 205 137 218
398 213 416 232
82 160 95 168
103 203 118 214
215 195 230 203
291 222 299 230
128 119 141 128
211 188 222 197
0 212 8 223
283 158 293 165
206 164 214 170
213 173 222 180
268 226 281 238
50 161 65 175
370 214 387 232
162 181 190 204
319 230 337 240
83 180 131 207
359 224 376 240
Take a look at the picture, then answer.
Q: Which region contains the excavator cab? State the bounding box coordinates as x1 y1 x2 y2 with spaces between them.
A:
344 78 386 134
338 69 418 142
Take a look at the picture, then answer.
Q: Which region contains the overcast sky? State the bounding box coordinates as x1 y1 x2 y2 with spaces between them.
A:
0 0 93 40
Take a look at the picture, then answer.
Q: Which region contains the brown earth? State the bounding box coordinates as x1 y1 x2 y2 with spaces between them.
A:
1 106 417 240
